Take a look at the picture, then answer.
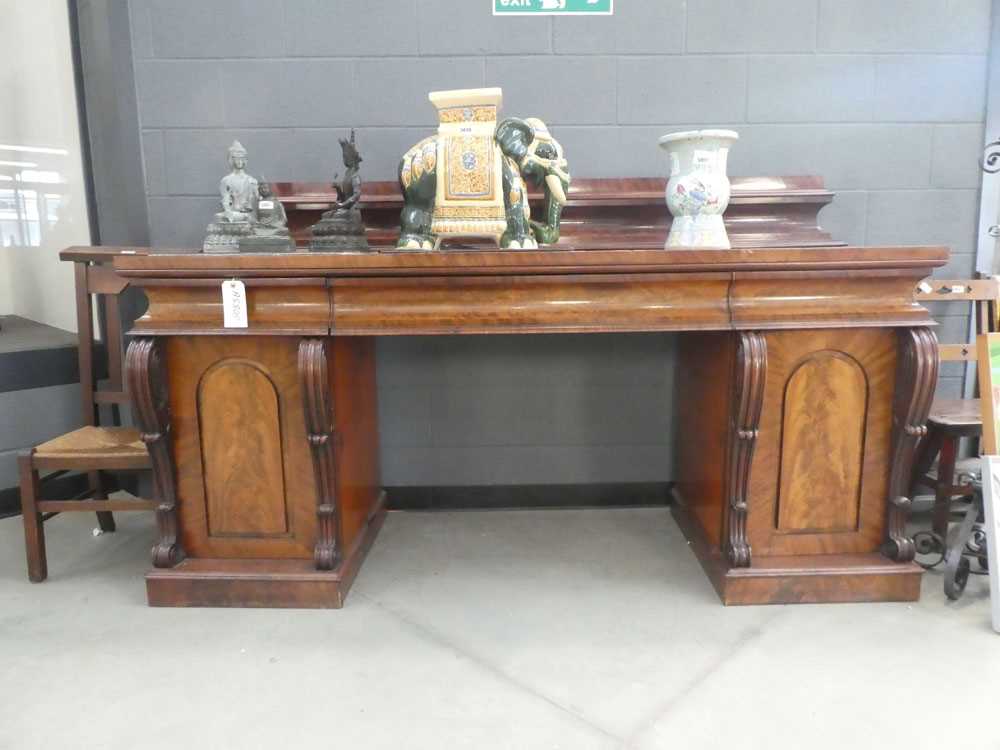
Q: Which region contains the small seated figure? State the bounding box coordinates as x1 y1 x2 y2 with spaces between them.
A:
239 180 294 252
203 140 258 253
309 130 370 252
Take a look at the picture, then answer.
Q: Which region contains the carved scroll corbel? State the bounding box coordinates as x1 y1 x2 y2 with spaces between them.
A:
884 327 939 562
298 338 339 570
725 332 767 568
125 337 184 568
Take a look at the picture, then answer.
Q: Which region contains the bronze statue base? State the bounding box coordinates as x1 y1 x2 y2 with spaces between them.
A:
239 235 295 253
203 221 254 254
309 208 370 252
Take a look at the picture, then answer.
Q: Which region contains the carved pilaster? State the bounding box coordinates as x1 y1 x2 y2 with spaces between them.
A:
884 327 939 562
725 332 767 568
125 337 183 568
298 338 339 570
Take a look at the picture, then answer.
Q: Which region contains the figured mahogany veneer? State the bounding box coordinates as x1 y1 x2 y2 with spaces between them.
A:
272 176 841 250
114 247 943 337
100 240 947 608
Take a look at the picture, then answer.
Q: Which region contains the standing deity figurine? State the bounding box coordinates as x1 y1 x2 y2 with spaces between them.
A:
203 140 259 253
308 130 370 252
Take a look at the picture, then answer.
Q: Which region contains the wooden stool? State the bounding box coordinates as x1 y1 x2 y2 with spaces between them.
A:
911 398 981 539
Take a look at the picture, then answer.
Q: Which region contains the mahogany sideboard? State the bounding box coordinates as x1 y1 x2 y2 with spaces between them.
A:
98 243 947 608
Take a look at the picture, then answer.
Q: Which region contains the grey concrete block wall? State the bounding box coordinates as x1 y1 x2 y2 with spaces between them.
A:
126 0 990 485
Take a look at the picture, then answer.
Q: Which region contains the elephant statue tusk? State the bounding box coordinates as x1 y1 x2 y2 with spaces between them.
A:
546 173 567 206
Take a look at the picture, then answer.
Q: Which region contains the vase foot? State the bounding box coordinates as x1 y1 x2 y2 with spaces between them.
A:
666 214 730 249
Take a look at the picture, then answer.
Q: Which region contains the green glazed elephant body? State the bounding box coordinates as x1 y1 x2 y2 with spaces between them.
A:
397 117 570 250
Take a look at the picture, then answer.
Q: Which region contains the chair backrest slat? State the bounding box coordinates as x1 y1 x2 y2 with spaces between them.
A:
71 258 132 427
74 262 97 426
103 295 124 394
917 277 1000 369
916 278 1000 302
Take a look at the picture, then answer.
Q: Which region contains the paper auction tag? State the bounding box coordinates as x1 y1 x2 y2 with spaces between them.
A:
258 200 275 210
222 279 248 328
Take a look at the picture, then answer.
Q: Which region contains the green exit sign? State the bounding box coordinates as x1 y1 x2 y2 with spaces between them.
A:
494 0 613 15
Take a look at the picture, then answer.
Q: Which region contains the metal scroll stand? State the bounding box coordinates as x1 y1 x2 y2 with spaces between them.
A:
914 469 991 599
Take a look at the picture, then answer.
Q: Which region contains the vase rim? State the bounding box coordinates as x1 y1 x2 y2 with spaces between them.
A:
657 129 740 147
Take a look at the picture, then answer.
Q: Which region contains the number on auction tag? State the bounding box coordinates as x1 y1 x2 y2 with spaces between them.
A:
222 279 248 328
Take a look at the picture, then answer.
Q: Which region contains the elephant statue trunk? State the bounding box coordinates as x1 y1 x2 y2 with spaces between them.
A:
519 118 570 245
396 89 570 251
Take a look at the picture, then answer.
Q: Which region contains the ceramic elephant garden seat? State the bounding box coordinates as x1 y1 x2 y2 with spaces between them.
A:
396 88 570 251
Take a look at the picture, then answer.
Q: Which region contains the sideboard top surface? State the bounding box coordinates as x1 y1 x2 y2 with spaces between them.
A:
100 245 948 279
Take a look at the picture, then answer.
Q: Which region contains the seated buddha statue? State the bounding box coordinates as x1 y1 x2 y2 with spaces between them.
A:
240 180 294 252
203 141 259 252
218 140 258 222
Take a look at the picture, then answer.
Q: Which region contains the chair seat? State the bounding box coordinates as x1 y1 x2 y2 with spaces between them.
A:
33 426 150 469
926 398 981 430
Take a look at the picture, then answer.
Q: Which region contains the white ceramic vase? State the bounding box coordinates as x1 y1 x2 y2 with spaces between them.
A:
658 129 739 249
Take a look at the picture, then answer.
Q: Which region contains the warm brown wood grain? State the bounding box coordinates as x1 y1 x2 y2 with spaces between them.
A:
748 329 896 557
113 245 948 279
724 332 766 567
672 496 922 605
776 352 867 534
166 336 317 560
125 337 184 568
730 270 933 329
672 327 924 604
299 338 340 569
332 273 732 335
135 278 329 336
885 327 938 562
104 240 946 608
115 247 943 338
146 492 386 608
270 176 842 250
673 332 733 552
330 337 380 553
199 362 290 537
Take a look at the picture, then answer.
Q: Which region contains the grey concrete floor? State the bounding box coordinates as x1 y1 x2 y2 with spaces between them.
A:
1 507 997 750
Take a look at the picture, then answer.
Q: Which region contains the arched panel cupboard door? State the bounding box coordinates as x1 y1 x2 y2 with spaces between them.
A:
166 337 318 560
747 329 897 558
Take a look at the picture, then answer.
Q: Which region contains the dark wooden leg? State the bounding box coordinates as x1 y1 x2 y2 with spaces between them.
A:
19 452 47 582
932 436 958 539
90 470 116 532
298 338 339 571
885 327 939 562
725 331 766 568
909 428 943 496
125 337 184 568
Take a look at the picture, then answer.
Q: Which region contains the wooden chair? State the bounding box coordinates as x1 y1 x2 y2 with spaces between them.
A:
911 277 1000 540
18 253 155 582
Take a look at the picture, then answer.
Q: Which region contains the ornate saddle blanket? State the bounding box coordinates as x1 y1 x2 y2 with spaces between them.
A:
429 90 507 242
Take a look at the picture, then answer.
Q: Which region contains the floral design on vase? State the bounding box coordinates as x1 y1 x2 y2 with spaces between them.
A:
658 129 739 249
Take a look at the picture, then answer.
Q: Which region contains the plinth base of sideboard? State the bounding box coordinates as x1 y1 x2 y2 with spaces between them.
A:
671 503 922 606
146 496 387 609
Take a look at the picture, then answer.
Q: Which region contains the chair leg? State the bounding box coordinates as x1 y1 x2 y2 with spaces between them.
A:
18 453 47 583
90 470 116 533
932 436 958 539
910 429 943 496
